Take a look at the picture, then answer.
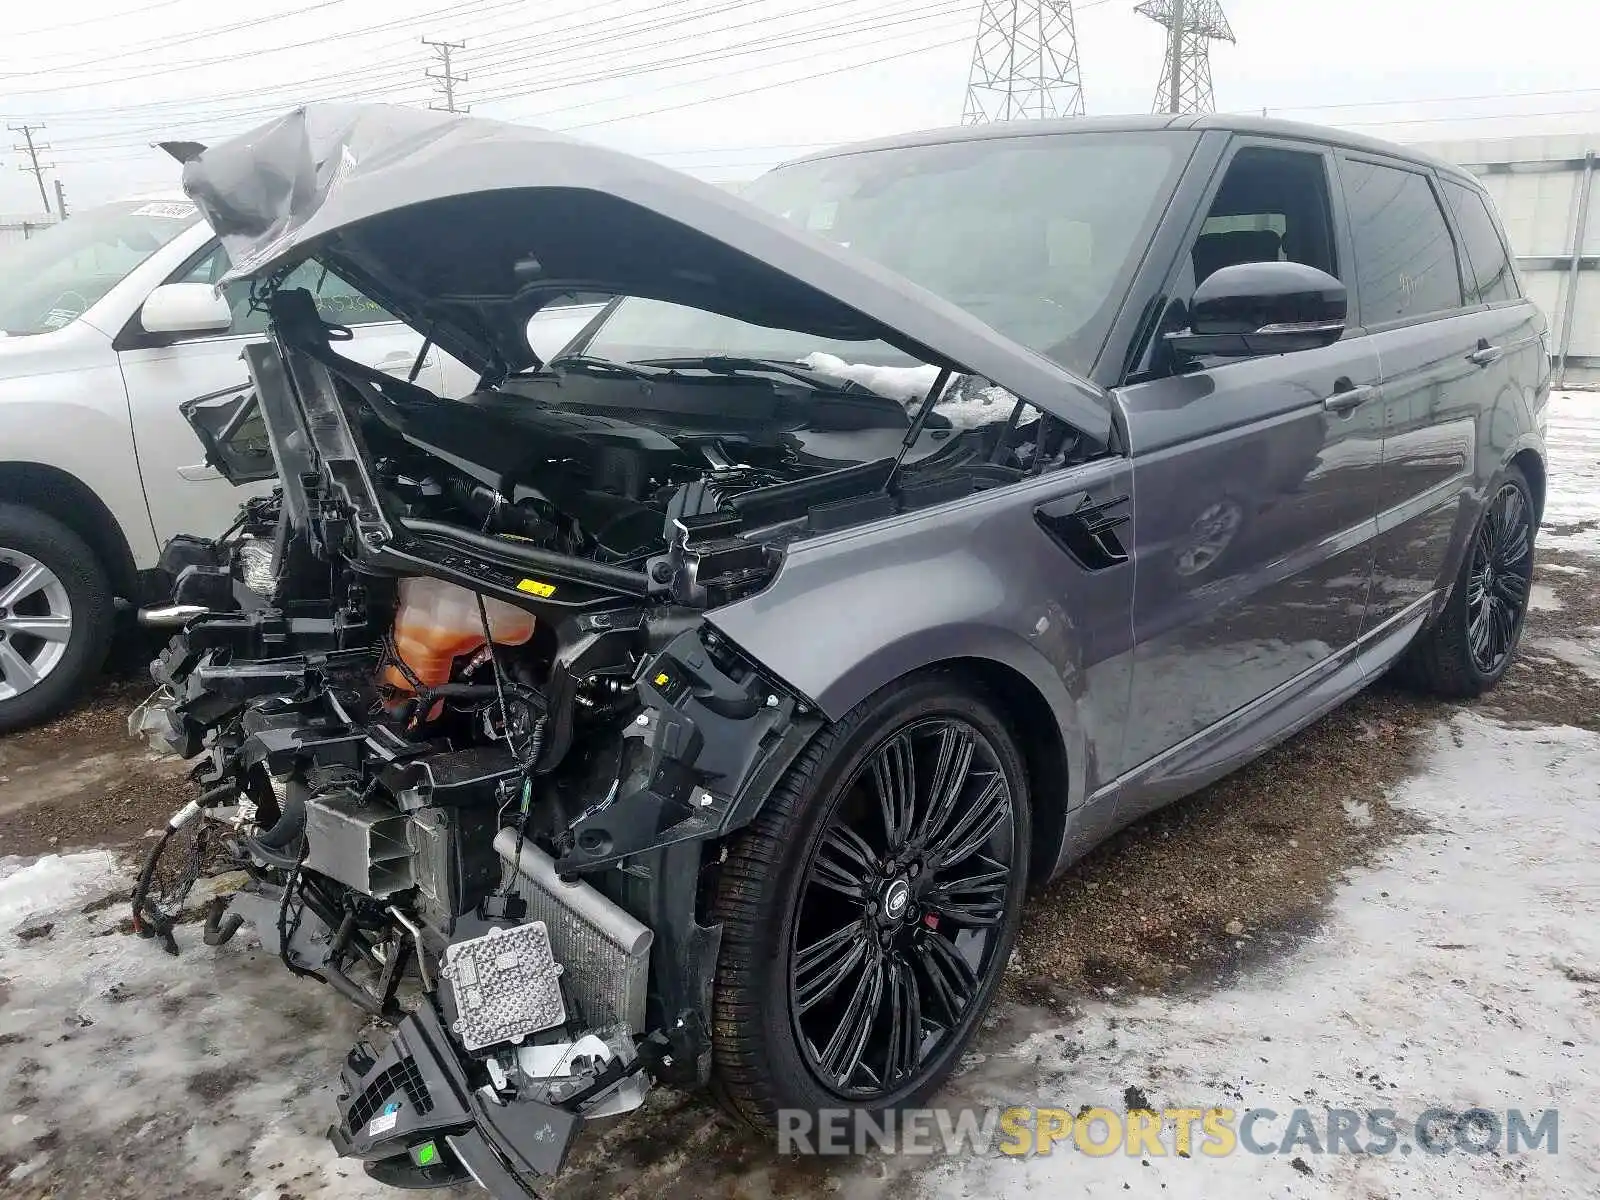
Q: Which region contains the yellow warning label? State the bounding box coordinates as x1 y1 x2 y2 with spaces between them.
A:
516 578 556 598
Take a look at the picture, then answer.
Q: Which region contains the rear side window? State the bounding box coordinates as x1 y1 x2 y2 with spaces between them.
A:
1341 159 1464 322
1442 180 1518 303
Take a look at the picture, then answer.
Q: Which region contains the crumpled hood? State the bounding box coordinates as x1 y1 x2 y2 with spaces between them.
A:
175 103 1111 443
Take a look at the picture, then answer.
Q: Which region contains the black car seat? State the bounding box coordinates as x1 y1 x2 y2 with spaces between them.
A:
1191 229 1283 284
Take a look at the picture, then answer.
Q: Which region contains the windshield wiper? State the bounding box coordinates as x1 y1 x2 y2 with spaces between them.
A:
545 353 658 380
634 355 878 395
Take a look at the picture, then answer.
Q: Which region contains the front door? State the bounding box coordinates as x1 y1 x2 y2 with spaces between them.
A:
117 246 446 545
1114 141 1384 781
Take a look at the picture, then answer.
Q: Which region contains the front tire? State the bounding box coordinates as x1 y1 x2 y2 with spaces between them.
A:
0 504 115 734
1395 466 1536 699
710 675 1031 1130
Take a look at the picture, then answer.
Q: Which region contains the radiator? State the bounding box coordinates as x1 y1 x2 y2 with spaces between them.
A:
492 829 653 1035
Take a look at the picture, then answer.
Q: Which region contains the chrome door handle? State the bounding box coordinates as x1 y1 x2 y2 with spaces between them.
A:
1468 344 1503 367
378 351 433 375
1323 384 1375 415
178 463 223 482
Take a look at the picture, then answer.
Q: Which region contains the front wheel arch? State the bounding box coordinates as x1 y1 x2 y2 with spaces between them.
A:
0 462 140 600
709 671 1034 1129
922 657 1071 887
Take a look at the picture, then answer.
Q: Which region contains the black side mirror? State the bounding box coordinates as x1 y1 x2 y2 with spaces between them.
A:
1166 260 1347 358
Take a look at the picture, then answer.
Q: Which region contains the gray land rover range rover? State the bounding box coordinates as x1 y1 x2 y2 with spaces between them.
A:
134 104 1546 1196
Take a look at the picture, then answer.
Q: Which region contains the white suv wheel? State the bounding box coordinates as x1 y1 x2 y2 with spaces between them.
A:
0 548 75 703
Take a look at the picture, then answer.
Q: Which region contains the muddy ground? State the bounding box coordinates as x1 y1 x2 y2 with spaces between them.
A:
1 523 1598 1197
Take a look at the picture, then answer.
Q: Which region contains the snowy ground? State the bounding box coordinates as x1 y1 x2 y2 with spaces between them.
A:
1541 389 1600 555
1 395 1597 1200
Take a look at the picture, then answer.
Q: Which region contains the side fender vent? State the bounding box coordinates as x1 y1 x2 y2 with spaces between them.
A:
1033 492 1131 571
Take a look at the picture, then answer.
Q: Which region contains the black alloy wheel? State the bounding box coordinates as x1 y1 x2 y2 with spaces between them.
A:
1395 463 1537 699
788 716 1017 1099
1465 480 1534 676
711 677 1031 1129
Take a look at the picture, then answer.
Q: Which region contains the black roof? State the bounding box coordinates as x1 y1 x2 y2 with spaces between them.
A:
784 112 1479 187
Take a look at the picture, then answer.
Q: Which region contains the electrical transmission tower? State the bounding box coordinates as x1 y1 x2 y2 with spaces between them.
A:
423 37 468 112
9 124 53 214
1135 0 1234 115
962 1 1085 125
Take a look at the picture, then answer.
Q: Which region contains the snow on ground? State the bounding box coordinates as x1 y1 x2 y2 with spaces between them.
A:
892 712 1600 1200
1542 391 1600 553
0 391 1596 1199
0 869 415 1200
0 852 119 935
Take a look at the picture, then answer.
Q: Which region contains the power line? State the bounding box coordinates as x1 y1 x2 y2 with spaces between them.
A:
479 0 973 117
1259 85 1600 115
20 0 709 132
1 0 512 97
43 0 967 150
423 36 468 112
8 0 193 40
9 123 54 214
560 26 974 132
1 0 348 79
1339 105 1600 129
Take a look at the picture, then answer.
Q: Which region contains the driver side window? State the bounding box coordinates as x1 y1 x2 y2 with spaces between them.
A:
174 246 394 336
1142 146 1339 376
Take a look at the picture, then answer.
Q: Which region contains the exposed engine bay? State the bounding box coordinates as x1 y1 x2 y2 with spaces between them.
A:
130 285 1081 1194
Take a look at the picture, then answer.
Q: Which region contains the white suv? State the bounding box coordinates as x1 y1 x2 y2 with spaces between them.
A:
0 195 601 731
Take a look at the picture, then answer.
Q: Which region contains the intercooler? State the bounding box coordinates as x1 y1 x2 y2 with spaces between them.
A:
492 829 653 1035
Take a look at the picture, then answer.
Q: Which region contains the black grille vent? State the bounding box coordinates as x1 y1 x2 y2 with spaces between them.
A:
348 1058 433 1131
1033 492 1132 571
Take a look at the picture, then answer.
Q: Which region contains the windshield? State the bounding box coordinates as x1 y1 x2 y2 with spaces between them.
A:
0 200 200 336
579 130 1193 375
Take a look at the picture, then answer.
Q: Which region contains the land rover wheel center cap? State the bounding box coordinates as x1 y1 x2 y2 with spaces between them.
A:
883 878 911 922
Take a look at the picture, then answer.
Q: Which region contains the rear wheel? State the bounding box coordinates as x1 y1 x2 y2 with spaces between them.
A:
0 504 115 734
711 675 1030 1129
1395 466 1535 698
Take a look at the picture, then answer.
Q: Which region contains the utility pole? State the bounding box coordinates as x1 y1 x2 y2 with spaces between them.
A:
9 124 53 214
423 37 468 113
962 1 1086 124
1135 0 1234 116
54 178 68 220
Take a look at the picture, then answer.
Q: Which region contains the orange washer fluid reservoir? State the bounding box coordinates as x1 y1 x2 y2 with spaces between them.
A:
384 576 536 693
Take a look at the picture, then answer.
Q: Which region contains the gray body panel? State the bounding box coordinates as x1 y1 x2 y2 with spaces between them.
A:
177 107 1550 884
713 122 1549 883
708 459 1137 814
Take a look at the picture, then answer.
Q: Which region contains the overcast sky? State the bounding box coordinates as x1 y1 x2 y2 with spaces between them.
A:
1 0 1594 214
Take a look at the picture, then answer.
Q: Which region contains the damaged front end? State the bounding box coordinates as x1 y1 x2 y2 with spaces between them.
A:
131 102 1114 1195
133 287 823 1192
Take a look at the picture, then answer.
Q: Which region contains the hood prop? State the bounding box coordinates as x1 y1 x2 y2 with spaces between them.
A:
881 367 952 496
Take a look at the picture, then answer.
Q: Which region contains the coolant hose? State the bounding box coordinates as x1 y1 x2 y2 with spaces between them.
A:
256 778 308 849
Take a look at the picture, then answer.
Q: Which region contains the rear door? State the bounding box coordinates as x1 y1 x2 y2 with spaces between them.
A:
117 245 445 544
1114 139 1383 781
1335 155 1495 629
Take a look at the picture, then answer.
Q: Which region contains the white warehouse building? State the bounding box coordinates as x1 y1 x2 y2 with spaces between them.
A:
1411 133 1599 390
